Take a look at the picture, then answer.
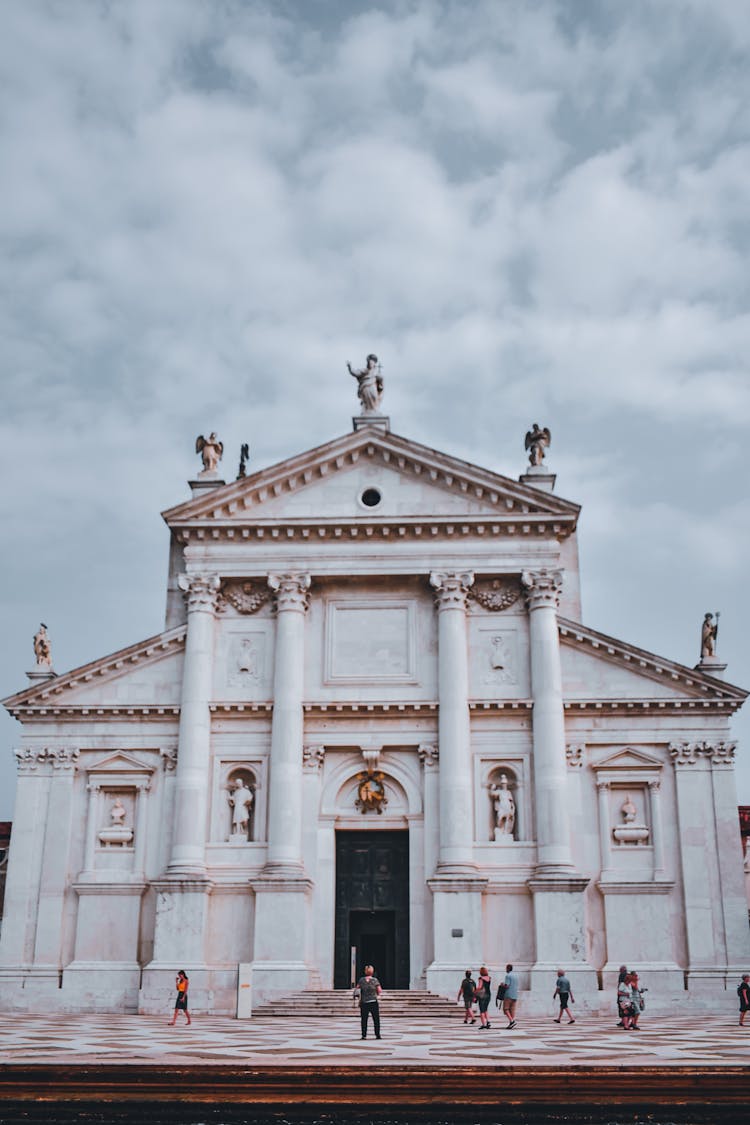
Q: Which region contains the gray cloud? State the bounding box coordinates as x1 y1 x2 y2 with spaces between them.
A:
1 0 749 813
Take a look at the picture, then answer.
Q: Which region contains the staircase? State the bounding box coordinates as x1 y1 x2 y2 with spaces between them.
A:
252 989 460 1019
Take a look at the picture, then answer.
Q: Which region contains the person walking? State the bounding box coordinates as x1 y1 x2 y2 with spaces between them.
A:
617 972 633 1030
168 969 191 1026
502 963 519 1029
738 974 750 1026
457 970 477 1024
553 968 575 1023
628 972 645 1029
354 964 383 1040
474 966 492 1029
616 965 628 1026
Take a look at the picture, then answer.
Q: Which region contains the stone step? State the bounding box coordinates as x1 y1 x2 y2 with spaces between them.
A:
252 989 462 1018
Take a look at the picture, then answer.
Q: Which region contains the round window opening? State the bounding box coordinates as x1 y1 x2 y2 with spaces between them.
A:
360 487 382 508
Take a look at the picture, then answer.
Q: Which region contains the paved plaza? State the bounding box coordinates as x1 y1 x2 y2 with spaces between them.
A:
1 1010 748 1067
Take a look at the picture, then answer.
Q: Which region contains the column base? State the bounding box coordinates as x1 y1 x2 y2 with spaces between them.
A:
151 877 214 965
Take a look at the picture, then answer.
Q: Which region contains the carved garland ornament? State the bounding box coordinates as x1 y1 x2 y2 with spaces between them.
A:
470 578 522 612
219 580 270 615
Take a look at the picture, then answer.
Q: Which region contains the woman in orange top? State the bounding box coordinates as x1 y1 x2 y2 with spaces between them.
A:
168 969 191 1026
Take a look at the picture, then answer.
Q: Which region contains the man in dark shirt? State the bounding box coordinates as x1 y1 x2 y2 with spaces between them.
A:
354 964 383 1039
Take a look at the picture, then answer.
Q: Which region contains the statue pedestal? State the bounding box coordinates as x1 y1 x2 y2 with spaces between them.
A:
695 657 727 679
26 669 56 684
353 414 390 433
228 832 248 845
98 826 134 847
519 466 556 492
493 829 515 844
189 475 226 497
612 824 649 845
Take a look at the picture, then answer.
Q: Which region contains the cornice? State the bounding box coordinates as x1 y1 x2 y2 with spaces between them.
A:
6 705 181 722
3 626 187 714
558 617 747 706
162 428 580 527
172 514 577 544
562 698 738 715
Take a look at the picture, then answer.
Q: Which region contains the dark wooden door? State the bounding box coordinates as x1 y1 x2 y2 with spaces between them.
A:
334 831 410 989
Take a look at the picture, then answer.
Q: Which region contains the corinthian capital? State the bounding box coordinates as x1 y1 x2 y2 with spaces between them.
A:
268 572 311 613
178 572 221 613
429 571 474 610
521 569 563 611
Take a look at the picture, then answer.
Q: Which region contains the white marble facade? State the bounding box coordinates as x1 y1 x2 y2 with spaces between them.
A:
2 412 749 1015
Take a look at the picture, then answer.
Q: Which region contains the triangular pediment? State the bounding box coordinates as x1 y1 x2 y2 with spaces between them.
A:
596 747 663 770
88 751 155 774
3 626 186 716
559 618 746 706
162 428 580 531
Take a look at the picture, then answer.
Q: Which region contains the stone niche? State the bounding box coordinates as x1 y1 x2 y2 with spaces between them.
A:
593 747 665 881
224 766 258 843
81 752 154 877
484 764 525 843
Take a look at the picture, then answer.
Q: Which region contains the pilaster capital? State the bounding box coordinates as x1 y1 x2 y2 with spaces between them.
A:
595 779 611 792
521 568 563 611
178 572 221 613
429 571 474 610
160 747 178 772
418 744 439 769
302 744 325 771
15 746 52 774
51 747 79 771
670 740 736 768
566 744 584 769
647 778 662 792
268 572 311 613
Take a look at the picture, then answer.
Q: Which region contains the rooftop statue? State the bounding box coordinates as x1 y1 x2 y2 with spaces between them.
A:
195 432 223 473
700 612 719 659
525 423 551 467
33 623 52 669
348 354 384 413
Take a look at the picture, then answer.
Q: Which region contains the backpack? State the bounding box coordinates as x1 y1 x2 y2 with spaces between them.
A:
496 982 507 1004
461 978 475 999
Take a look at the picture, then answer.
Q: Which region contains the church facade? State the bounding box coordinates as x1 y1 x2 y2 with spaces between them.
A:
2 400 748 1015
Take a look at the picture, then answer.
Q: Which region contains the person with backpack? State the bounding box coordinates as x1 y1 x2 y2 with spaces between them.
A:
738 974 750 1026
457 969 477 1024
474 966 492 1029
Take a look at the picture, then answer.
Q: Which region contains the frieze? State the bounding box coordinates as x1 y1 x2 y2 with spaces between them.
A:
219 580 270 616
470 578 522 612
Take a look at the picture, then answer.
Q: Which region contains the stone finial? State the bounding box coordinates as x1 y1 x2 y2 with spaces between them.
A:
525 423 550 467
195 432 224 474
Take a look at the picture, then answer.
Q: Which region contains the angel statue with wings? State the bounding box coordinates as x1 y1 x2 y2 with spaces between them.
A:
525 423 551 467
195 432 224 473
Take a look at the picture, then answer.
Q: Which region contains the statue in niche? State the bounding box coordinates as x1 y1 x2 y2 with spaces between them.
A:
33 623 52 668
195 432 224 473
524 423 551 467
621 793 637 823
228 777 254 839
347 354 384 413
489 774 516 840
98 795 134 847
700 612 719 658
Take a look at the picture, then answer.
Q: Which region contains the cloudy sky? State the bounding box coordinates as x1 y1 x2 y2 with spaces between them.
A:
2 0 749 819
